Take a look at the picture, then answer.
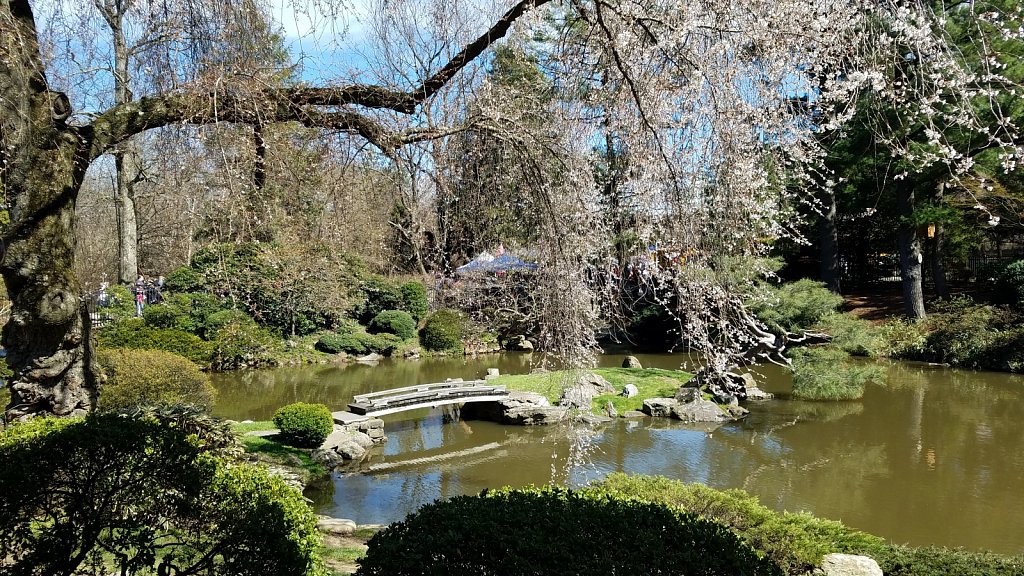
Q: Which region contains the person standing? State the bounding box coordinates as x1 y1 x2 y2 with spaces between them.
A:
134 275 146 317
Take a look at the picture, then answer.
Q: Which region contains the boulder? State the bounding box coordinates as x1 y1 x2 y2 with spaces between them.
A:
817 554 883 576
505 335 535 352
356 353 384 365
310 448 346 469
485 368 500 380
576 413 613 426
622 410 647 419
317 517 357 536
671 398 736 423
675 387 702 403
604 400 618 418
642 398 680 418
461 391 567 425
580 372 615 394
622 355 643 369
402 347 421 359
621 383 639 398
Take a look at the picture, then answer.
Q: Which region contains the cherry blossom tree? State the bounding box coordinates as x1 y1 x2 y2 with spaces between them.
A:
2 0 1020 417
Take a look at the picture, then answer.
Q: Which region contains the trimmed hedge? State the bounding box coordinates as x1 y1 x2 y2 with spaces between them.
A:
97 348 217 411
273 402 334 448
97 318 214 366
368 310 416 340
587 473 884 574
355 485 782 576
419 309 465 352
316 331 400 356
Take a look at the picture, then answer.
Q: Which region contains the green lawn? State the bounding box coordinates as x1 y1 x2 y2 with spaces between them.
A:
493 367 691 415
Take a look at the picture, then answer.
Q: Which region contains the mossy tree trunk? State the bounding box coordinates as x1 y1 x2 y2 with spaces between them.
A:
1 2 100 418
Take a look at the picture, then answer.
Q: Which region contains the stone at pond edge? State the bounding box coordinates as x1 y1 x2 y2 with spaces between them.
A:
558 372 615 409
622 355 643 369
317 517 357 536
461 391 568 425
505 335 534 352
815 554 883 576
604 401 618 418
622 383 639 398
642 398 679 418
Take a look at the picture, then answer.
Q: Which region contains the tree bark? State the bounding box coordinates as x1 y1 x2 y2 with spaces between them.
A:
1 2 100 419
930 182 950 299
817 187 841 293
896 182 926 319
114 140 141 283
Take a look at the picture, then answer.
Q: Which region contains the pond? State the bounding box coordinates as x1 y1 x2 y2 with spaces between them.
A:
210 354 1024 555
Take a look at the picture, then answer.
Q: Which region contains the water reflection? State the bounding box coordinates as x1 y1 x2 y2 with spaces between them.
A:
211 354 1024 554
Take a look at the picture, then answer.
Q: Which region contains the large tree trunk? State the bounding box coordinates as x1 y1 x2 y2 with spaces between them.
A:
2 2 101 419
114 139 141 283
896 182 926 319
817 188 841 293
930 182 950 299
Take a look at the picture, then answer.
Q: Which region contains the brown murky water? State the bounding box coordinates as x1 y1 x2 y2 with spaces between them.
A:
209 354 1024 554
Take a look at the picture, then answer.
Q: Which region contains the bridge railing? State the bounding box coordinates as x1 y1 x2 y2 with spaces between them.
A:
348 380 508 415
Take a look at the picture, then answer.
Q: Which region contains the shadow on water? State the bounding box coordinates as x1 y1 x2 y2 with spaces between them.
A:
209 354 1024 554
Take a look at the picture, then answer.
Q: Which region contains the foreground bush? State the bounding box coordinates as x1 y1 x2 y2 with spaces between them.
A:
97 348 217 411
273 402 334 448
356 485 782 576
789 346 885 401
870 544 1024 576
587 473 884 574
419 309 466 352
0 411 325 576
994 260 1024 312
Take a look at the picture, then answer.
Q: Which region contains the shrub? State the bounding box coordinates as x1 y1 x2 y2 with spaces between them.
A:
97 318 214 365
102 284 140 322
587 473 884 575
876 317 928 359
869 544 1024 576
315 331 399 356
165 266 203 293
994 260 1024 311
206 308 257 336
922 297 1001 368
368 310 416 339
816 312 881 357
209 316 280 370
357 277 404 323
273 402 334 448
419 309 465 352
142 302 188 329
355 485 782 576
399 281 429 321
0 411 325 576
789 346 885 401
750 279 844 335
97 348 217 411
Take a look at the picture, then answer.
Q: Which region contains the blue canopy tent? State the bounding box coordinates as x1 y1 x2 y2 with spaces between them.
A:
455 251 538 275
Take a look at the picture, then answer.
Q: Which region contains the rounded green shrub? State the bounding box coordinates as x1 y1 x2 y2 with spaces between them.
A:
316 331 400 356
400 281 429 321
419 309 465 352
273 402 334 448
358 277 404 323
165 266 203 293
356 485 782 576
97 348 217 411
994 260 1024 311
368 310 416 339
206 308 257 336
142 303 188 329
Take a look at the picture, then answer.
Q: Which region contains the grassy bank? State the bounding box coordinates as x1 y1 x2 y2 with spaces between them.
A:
492 367 690 414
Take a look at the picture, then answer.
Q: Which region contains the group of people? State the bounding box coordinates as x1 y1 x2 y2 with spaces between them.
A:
96 274 165 317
